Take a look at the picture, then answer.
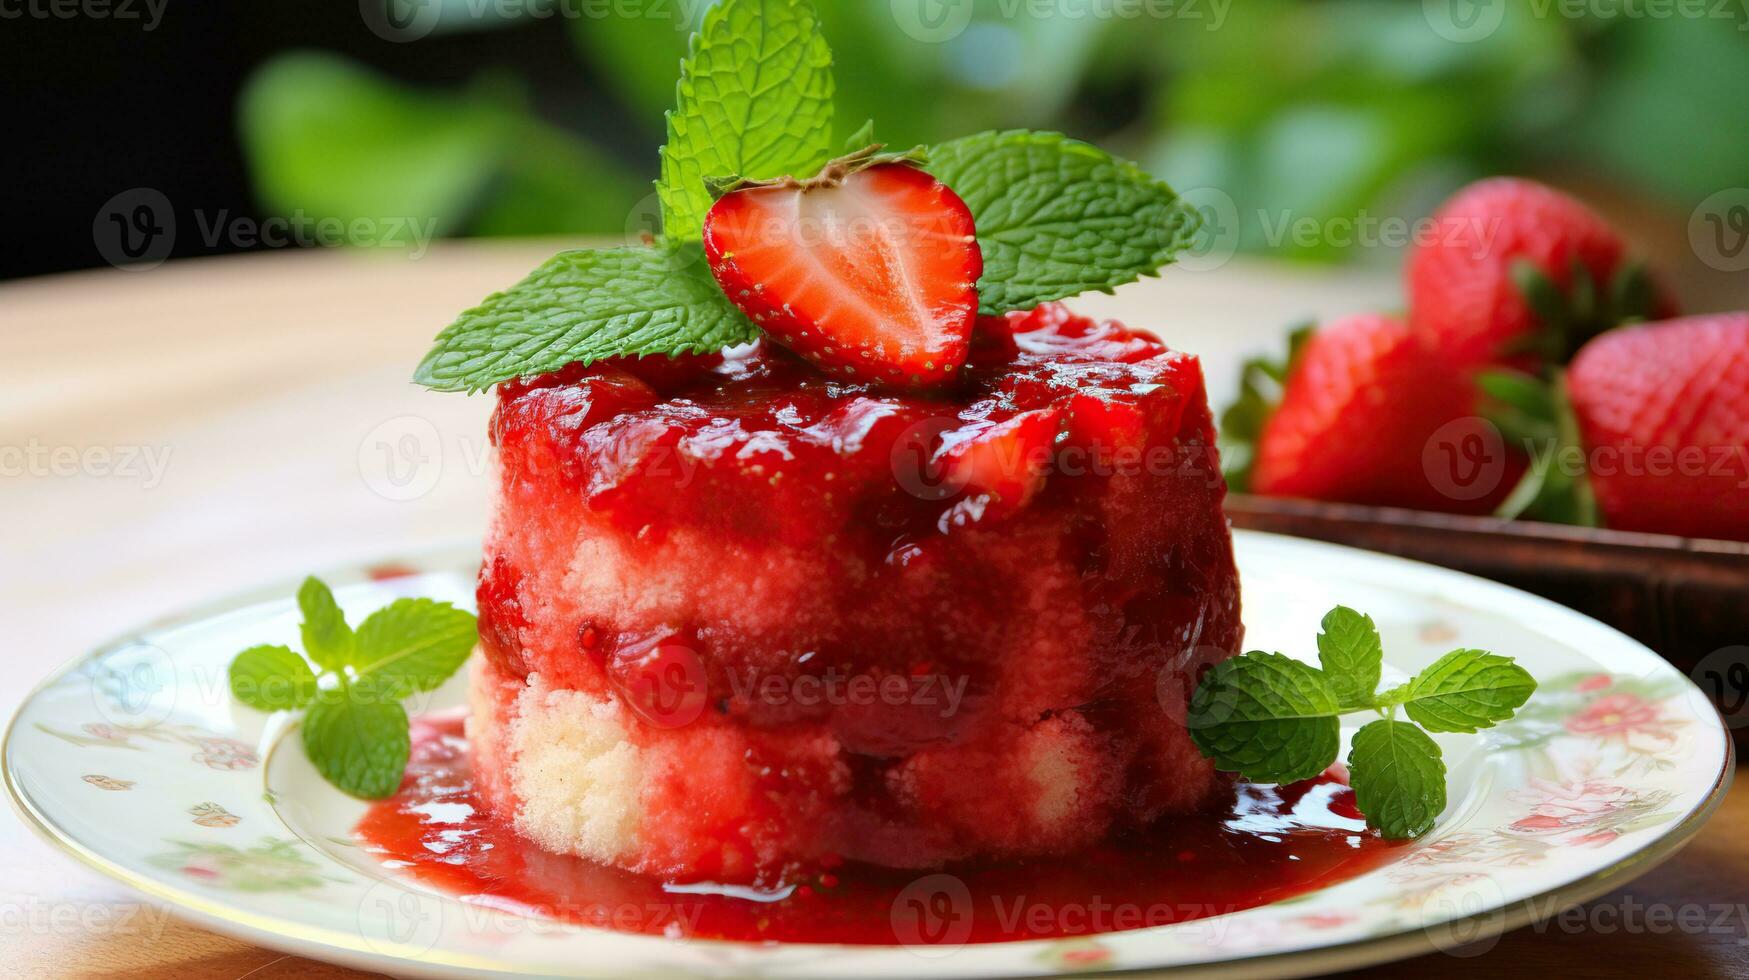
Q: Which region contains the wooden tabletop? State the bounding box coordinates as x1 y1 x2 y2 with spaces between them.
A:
2 244 1743 978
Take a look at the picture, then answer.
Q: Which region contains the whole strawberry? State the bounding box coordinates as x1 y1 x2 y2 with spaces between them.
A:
1566 313 1749 541
1405 178 1675 367
1243 313 1519 514
703 148 981 387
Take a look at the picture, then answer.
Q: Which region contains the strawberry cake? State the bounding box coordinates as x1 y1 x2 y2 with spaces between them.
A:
469 303 1242 885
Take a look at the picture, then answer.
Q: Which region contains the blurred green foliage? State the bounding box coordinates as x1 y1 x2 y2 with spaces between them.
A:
240 0 1749 260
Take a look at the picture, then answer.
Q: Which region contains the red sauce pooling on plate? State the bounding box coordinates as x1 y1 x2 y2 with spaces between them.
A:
354 717 1402 945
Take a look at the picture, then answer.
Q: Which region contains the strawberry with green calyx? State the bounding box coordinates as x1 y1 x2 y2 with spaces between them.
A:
1405 178 1676 369
1477 313 1749 540
702 144 981 386
1230 313 1520 514
1219 321 1312 492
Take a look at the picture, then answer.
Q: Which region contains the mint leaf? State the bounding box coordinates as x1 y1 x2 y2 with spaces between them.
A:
1396 649 1538 734
1316 606 1383 711
925 130 1201 315
353 598 478 697
1187 652 1341 784
229 645 317 711
302 678 410 800
414 244 757 393
657 0 835 241
297 577 354 670
1347 719 1447 839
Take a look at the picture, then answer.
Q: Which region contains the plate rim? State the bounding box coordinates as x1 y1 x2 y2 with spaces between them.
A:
5 530 1736 978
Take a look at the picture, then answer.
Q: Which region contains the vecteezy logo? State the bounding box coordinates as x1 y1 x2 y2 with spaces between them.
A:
1692 646 1749 729
358 416 443 502
1172 186 1241 273
360 0 442 43
890 0 975 44
1419 871 1507 956
1422 416 1508 503
356 877 445 955
93 188 175 270
89 642 178 728
891 873 974 953
618 642 708 729
1422 0 1506 44
890 417 971 501
1690 189 1749 273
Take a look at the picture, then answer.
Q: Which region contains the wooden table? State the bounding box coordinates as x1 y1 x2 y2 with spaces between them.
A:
2 244 1743 978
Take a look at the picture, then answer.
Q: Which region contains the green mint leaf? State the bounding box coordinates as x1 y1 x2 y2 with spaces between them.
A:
1187 651 1341 784
414 244 758 393
1347 719 1446 839
1316 606 1383 711
302 678 410 800
353 598 479 698
657 0 835 241
228 644 317 711
925 130 1201 315
297 576 354 670
1396 649 1538 734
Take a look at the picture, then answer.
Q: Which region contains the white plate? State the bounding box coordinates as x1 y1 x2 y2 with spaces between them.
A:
4 532 1731 978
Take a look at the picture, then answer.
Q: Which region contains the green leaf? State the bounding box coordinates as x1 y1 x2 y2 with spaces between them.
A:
1316 606 1383 711
1397 649 1538 733
1347 719 1446 839
297 577 354 671
926 130 1201 315
1489 371 1598 526
657 0 836 241
301 678 410 800
353 598 479 698
414 244 758 393
228 645 317 712
1187 652 1342 784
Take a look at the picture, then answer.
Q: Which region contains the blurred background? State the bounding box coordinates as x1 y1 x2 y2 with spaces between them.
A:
5 0 1748 306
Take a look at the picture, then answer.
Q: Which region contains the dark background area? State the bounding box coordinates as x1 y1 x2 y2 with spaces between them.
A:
3 7 633 278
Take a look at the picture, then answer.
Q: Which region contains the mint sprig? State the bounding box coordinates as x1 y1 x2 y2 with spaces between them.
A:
414 244 757 393
1188 606 1536 840
227 577 478 799
415 0 1204 392
657 0 835 242
925 129 1202 316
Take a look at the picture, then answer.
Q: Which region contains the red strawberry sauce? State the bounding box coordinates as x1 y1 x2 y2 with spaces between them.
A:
355 716 1403 945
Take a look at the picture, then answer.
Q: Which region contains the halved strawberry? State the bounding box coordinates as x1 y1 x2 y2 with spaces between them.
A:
703 152 981 387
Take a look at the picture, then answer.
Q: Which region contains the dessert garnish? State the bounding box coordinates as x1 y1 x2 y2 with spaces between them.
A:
228 577 476 798
1190 606 1536 839
702 145 980 385
410 0 1199 393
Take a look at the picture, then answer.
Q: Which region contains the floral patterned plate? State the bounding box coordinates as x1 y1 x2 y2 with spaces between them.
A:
4 532 1731 978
